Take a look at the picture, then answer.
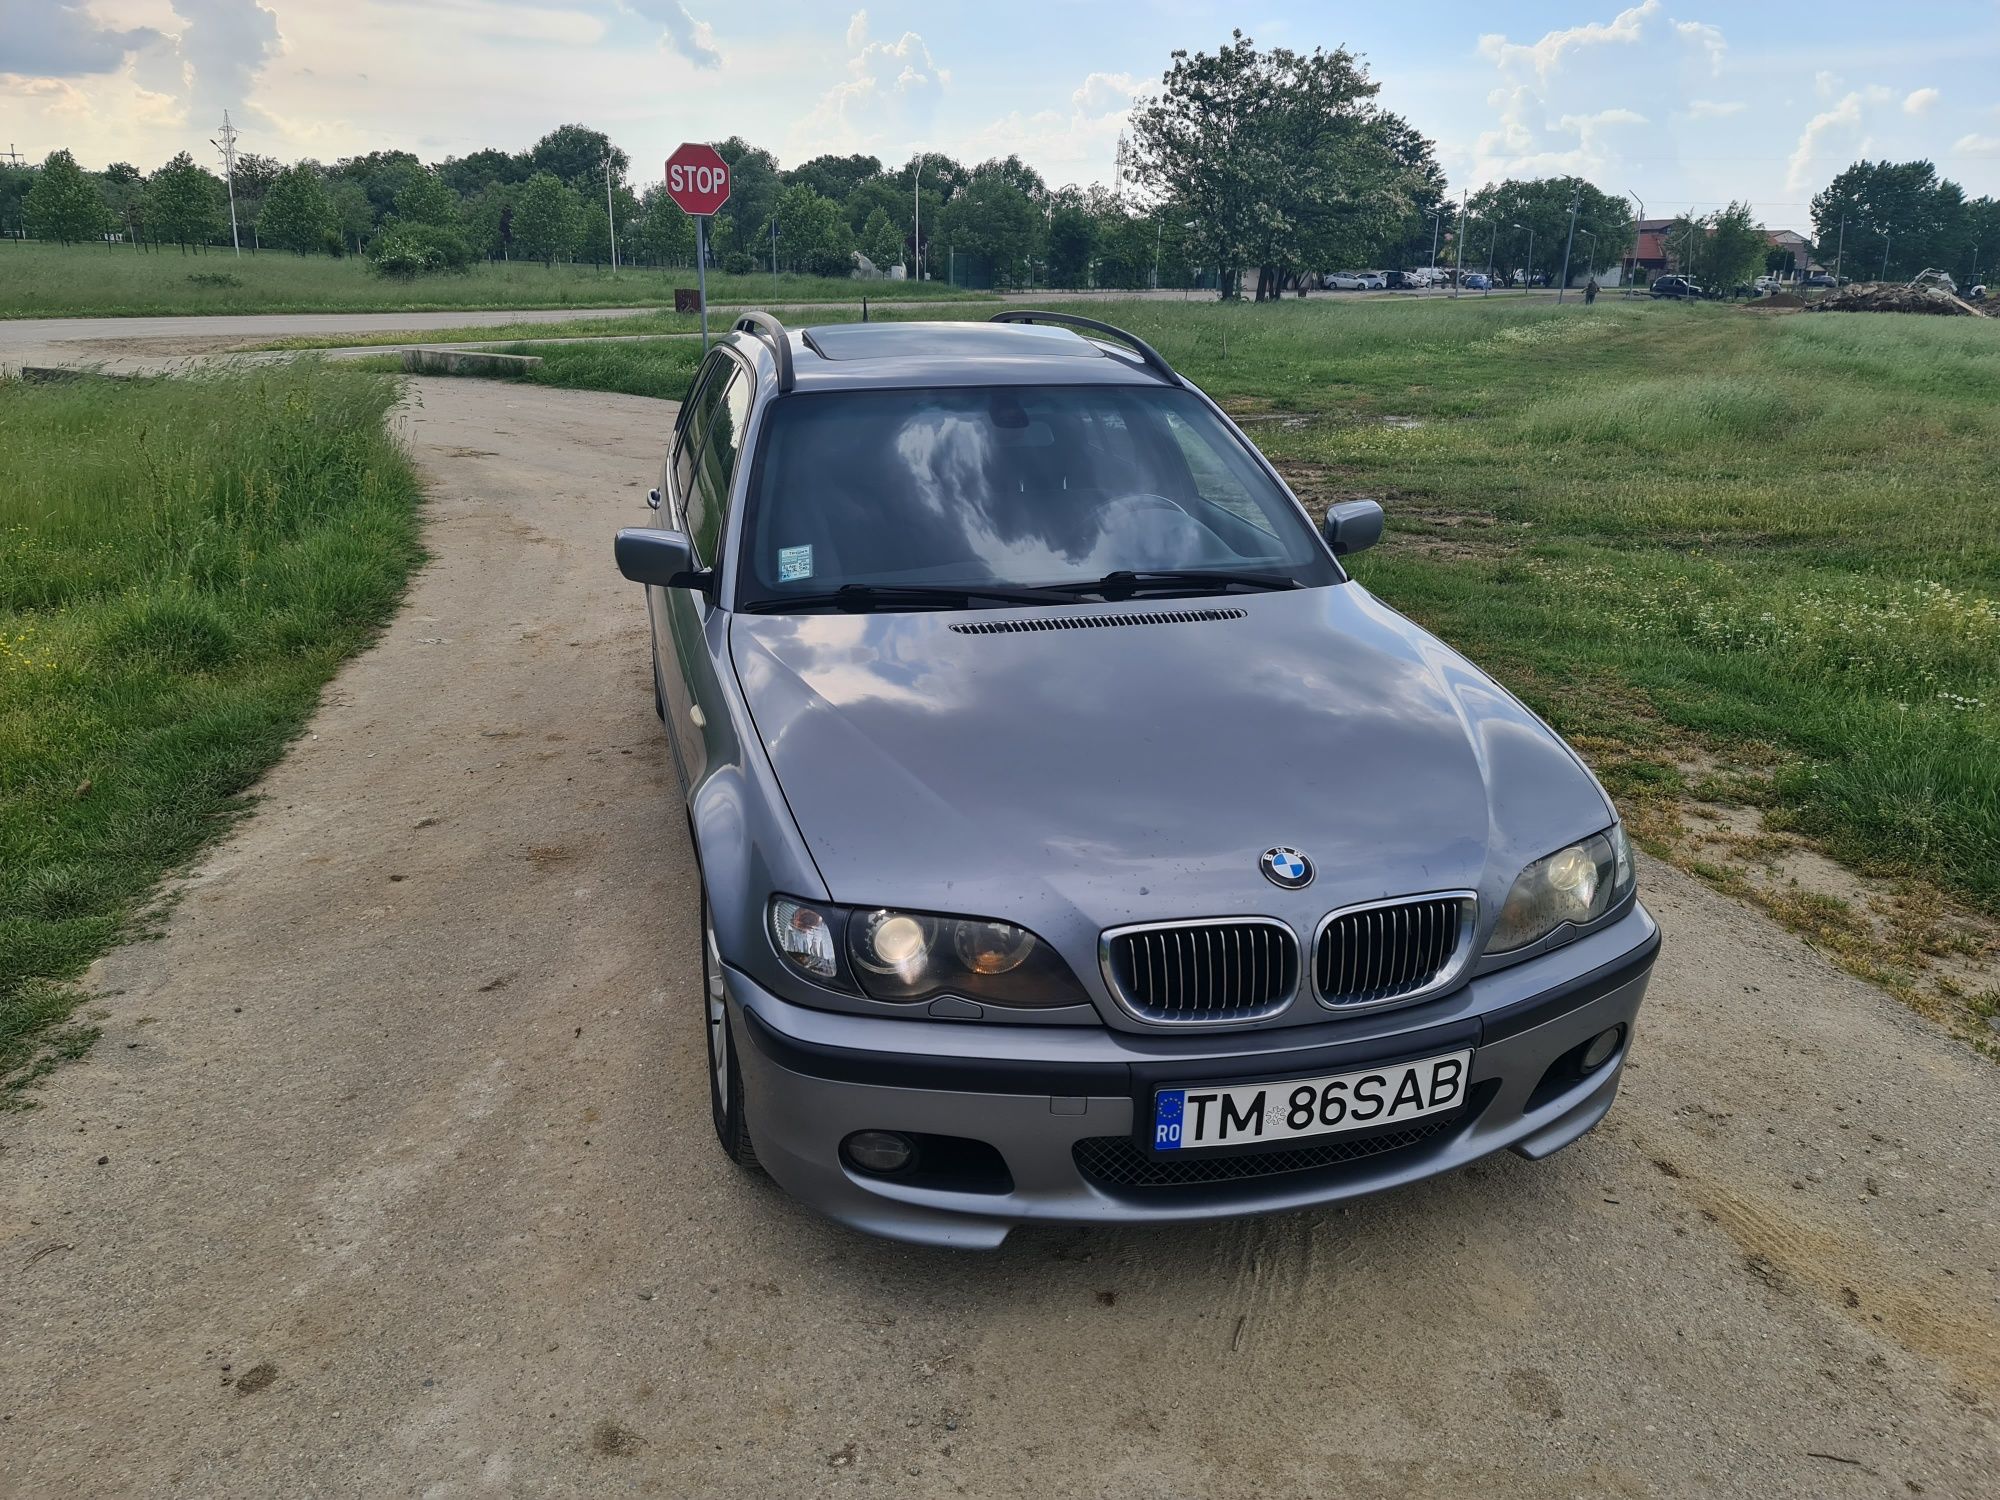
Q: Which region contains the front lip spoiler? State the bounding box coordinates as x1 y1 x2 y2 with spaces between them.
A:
740 925 1661 1098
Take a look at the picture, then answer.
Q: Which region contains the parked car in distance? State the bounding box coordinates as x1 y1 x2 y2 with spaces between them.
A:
1650 275 1702 300
1357 272 1387 290
1325 272 1369 290
613 309 1659 1248
1754 275 1782 293
1805 272 1837 288
1462 272 1491 290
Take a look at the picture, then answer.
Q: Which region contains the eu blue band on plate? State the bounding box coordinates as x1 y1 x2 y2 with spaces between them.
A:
1153 1089 1186 1150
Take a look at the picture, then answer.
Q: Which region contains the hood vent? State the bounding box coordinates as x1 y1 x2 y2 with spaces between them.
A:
950 607 1246 637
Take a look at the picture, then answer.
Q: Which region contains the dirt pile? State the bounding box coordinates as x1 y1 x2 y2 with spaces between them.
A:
1810 280 1988 316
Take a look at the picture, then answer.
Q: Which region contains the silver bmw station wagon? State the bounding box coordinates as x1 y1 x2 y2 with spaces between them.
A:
615 310 1659 1248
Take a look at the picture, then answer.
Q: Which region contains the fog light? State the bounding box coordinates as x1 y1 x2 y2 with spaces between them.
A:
1580 1026 1623 1072
843 1130 916 1175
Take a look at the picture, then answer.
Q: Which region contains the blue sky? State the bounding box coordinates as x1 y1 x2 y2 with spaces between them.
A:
8 1 2000 227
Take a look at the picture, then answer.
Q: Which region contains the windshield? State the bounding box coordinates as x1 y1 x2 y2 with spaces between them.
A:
735 385 1338 609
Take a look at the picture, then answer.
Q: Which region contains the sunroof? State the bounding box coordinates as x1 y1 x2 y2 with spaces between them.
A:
803 321 1100 361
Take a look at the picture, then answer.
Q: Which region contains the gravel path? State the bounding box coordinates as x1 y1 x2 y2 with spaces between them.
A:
2 377 1994 1498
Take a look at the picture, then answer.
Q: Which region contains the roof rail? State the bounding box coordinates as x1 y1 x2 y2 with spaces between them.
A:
988 309 1181 385
732 310 795 394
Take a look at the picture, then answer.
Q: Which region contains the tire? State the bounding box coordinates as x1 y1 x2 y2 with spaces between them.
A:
702 887 761 1171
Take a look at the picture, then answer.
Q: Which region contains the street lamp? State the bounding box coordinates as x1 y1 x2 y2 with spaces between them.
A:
1512 223 1534 292
1578 228 1596 275
1879 225 1892 282
1427 205 1443 270
911 152 930 281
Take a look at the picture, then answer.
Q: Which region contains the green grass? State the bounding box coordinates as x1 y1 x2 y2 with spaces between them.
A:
0 363 424 1098
444 294 2000 911
0 240 983 318
1105 296 2000 911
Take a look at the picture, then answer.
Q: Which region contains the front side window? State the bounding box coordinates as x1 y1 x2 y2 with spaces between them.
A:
737 385 1335 607
683 364 752 564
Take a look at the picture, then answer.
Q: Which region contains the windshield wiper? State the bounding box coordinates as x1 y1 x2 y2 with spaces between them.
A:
1057 569 1303 600
744 582 1085 614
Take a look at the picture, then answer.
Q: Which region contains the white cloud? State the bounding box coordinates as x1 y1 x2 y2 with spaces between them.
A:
1476 1 1658 83
1688 98 1746 118
3 0 166 75
1471 3 1703 184
1953 132 2000 152
632 2 722 69
1785 85 1892 192
1673 18 1726 73
1815 70 1842 100
1902 87 1939 115
794 11 948 154
969 71 1139 186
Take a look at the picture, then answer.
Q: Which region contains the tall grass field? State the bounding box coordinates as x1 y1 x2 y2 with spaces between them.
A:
0 240 979 318
0 364 424 1096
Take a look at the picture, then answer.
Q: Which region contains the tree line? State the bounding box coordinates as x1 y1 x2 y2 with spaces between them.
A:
5 32 1979 294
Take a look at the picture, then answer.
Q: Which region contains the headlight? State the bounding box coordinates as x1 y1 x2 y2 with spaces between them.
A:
768 897 1087 1009
1486 824 1635 954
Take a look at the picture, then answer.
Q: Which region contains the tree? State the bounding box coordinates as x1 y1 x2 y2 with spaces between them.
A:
440 148 528 197
1045 189 1096 288
579 181 641 266
1811 159 1972 282
1467 178 1631 286
512 171 579 265
709 136 780 259
763 183 851 276
96 162 146 243
528 124 627 187
393 166 459 228
461 181 519 260
1665 201 1766 290
25 150 109 244
1124 31 1438 298
630 185 697 267
858 206 903 269
1 162 34 238
787 153 883 205
258 164 337 254
328 179 373 254
937 169 1041 288
145 152 222 251
329 150 424 226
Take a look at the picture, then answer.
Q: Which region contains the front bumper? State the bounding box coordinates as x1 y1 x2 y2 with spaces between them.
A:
728 903 1659 1248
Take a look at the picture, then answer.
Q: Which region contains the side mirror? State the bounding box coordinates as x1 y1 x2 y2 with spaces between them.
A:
615 527 706 589
1323 499 1385 557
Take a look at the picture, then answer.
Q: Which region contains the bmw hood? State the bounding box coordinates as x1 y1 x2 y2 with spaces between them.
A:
729 585 1612 943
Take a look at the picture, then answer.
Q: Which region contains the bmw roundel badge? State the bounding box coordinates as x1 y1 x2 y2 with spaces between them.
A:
1260 847 1313 890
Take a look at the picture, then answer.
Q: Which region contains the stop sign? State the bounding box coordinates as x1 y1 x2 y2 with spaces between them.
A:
664 143 730 216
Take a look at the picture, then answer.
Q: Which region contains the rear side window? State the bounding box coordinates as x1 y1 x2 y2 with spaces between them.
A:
683 365 752 564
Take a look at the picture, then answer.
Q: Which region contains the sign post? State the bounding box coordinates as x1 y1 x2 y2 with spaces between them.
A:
665 143 732 353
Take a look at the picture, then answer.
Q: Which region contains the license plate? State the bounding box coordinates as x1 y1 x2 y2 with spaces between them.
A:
1151 1049 1472 1152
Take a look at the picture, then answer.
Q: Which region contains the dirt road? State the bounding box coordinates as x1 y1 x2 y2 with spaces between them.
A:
3 377 1995 1498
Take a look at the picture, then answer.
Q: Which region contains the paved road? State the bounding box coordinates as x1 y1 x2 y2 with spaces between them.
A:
2 377 1995 1498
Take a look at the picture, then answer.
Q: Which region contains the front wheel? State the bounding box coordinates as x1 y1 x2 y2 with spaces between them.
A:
702 888 760 1171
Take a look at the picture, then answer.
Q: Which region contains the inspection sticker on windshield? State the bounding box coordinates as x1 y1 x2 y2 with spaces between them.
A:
777 544 814 582
1151 1049 1471 1151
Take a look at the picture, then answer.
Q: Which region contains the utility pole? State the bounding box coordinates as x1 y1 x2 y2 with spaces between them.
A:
911 152 927 281
1 144 22 167
1451 187 1467 298
602 154 618 271
770 214 778 276
1626 189 1644 287
1556 177 1581 303
1514 224 1534 292
1834 215 1846 284
1879 227 1891 281
211 110 241 256
1428 205 1441 269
